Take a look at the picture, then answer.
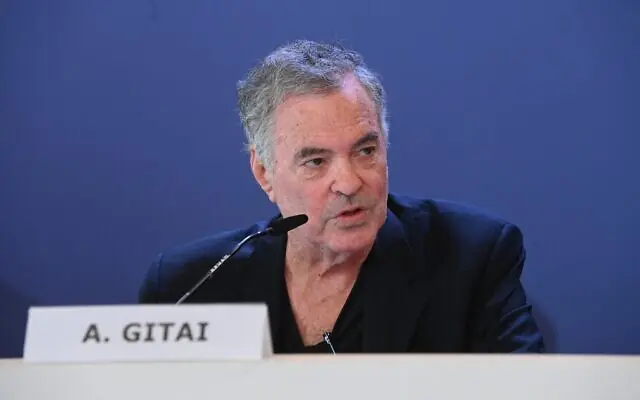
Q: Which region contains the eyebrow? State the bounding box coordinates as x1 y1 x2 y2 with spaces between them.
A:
294 131 380 161
352 131 379 148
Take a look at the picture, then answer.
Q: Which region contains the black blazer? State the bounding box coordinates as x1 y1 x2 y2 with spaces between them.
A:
139 193 545 353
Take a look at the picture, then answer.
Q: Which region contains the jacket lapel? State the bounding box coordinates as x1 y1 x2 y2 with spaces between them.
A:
362 208 436 352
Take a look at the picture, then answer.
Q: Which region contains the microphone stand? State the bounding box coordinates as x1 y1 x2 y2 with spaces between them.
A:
175 228 272 304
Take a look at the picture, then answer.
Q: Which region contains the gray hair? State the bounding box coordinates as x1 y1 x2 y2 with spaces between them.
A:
236 39 389 170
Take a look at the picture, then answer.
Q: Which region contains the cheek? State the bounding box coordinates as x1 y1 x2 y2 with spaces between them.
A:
299 184 329 216
274 175 326 213
363 165 388 192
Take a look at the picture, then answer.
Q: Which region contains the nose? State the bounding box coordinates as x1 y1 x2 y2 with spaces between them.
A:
330 160 363 197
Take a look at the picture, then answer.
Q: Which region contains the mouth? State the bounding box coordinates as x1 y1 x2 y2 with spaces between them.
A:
338 207 365 217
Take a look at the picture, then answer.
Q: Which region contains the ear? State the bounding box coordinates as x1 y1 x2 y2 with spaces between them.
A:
249 147 276 203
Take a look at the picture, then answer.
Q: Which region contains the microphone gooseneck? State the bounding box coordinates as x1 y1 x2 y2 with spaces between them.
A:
175 214 308 304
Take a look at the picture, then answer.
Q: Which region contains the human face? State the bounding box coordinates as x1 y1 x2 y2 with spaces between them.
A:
252 74 389 255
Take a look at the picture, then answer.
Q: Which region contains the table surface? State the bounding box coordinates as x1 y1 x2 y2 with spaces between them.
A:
1 354 639 400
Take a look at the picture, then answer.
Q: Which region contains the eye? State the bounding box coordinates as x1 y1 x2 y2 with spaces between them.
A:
359 146 377 156
304 158 324 168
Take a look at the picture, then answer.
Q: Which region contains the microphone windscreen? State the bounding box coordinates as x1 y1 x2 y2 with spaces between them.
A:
268 214 309 235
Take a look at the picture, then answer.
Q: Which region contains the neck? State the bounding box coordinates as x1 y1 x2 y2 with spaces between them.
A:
284 235 372 279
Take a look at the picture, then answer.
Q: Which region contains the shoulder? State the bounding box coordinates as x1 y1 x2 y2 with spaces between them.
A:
388 193 524 264
138 220 270 303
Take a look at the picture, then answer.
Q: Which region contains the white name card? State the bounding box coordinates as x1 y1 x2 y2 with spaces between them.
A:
23 304 273 363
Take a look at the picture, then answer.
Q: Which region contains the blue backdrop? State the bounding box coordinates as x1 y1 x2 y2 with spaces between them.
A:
1 0 638 357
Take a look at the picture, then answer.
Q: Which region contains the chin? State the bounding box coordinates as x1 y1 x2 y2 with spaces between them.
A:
326 226 378 254
321 208 386 253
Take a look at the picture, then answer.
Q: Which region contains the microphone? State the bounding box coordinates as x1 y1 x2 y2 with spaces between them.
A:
322 331 336 354
175 214 308 304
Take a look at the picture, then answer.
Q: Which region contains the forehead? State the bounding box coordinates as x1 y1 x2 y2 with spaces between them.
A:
272 75 380 150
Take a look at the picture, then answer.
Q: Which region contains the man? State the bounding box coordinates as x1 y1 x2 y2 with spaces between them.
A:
139 39 545 353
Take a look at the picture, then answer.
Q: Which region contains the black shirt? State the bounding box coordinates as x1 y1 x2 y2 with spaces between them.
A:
276 255 368 354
